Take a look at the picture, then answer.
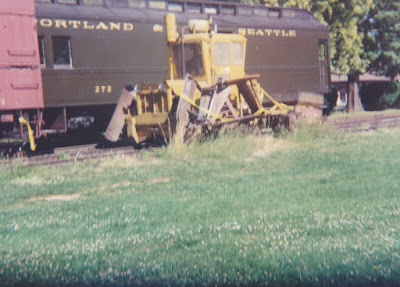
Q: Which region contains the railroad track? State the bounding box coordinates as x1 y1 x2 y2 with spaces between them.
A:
1 143 154 167
2 111 400 167
323 112 400 132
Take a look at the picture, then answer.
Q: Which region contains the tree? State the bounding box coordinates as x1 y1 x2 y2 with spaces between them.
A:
261 0 373 112
363 0 400 81
327 0 373 112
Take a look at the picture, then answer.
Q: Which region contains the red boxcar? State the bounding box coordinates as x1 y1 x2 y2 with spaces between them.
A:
0 0 43 137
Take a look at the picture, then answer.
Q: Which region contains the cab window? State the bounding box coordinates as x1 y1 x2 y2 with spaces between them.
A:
213 42 244 66
231 43 244 65
213 43 230 66
173 43 204 78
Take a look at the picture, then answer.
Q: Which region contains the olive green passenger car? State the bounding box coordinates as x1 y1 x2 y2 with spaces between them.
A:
34 0 330 134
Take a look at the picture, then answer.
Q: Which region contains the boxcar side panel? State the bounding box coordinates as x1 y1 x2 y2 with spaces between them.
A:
0 0 43 112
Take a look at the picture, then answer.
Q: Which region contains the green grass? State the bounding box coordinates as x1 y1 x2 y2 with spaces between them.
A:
1 125 400 286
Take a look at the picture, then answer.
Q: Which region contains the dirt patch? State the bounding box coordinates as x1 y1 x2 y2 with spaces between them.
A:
251 137 291 158
112 180 134 188
147 177 171 184
29 193 81 202
318 146 346 153
10 176 52 186
99 156 163 169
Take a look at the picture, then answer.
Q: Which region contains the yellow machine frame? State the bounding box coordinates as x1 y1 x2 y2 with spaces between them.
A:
105 13 292 144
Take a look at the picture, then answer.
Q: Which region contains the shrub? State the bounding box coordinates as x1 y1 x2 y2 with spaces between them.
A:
360 81 400 111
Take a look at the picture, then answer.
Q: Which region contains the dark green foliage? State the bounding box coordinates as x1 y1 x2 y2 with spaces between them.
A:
363 0 400 80
360 81 400 110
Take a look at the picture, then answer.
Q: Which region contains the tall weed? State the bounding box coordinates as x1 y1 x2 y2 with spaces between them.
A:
289 119 344 144
165 124 267 162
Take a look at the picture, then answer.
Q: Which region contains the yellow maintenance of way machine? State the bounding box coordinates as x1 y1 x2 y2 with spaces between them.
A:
105 13 293 144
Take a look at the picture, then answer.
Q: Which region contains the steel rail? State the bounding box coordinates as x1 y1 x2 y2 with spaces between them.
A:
2 112 400 167
323 112 400 132
1 144 156 168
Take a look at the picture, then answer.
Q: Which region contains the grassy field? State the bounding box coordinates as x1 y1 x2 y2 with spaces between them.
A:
1 124 400 286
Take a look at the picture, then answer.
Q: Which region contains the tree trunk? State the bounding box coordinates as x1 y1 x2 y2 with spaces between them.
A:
346 73 364 112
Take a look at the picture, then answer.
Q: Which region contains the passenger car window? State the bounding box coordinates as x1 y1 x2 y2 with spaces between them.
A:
52 36 72 68
168 2 183 12
186 3 201 13
254 8 268 16
128 0 146 8
268 8 281 18
238 7 252 16
221 6 235 15
149 0 166 9
106 0 128 7
204 5 217 15
319 42 327 60
56 0 78 4
81 0 104 5
282 10 296 18
38 36 45 67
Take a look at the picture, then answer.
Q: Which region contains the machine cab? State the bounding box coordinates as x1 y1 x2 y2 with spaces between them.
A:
167 15 247 86
211 34 247 83
171 35 209 82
